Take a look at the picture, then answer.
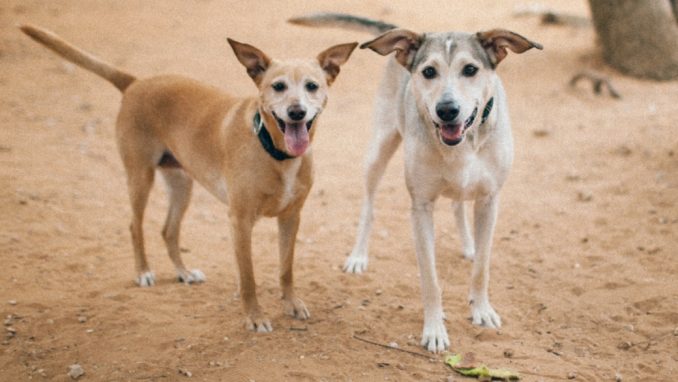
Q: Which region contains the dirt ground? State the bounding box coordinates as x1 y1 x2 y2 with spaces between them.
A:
2 1 677 381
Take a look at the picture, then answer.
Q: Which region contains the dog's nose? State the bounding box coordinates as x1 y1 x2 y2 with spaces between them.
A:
287 105 307 121
436 101 460 122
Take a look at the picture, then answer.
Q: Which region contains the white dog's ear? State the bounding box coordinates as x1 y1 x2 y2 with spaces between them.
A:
476 29 543 66
360 29 422 69
317 42 358 85
227 38 271 85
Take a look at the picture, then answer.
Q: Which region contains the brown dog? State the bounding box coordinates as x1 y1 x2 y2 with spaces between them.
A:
20 24 357 332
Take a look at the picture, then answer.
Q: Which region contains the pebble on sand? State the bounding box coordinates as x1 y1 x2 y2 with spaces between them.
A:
68 364 85 380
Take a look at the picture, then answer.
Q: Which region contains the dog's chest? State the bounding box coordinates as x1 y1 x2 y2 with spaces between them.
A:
440 152 497 200
261 159 307 216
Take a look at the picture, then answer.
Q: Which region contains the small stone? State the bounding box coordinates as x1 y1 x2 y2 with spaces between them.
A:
4 315 13 326
615 372 623 382
503 349 514 358
532 129 550 137
576 191 593 202
85 329 94 334
68 364 84 380
375 289 383 296
8 300 16 306
673 327 678 336
6 327 16 337
613 145 632 157
387 341 399 349
617 341 633 350
78 316 87 323
567 371 577 379
178 368 192 377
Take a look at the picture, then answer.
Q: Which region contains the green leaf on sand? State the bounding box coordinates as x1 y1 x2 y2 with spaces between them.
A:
444 353 520 381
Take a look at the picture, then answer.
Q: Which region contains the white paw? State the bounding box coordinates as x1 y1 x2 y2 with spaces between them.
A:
462 249 475 260
177 269 206 284
245 314 272 333
420 319 450 353
136 271 155 287
343 254 368 274
283 297 310 320
471 301 502 328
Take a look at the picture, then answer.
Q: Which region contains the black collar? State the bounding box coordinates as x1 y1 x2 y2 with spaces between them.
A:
463 97 494 132
253 111 294 161
481 97 494 125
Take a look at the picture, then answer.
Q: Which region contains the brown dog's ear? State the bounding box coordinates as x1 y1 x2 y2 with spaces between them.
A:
317 42 358 85
360 29 422 69
227 38 271 85
476 29 542 67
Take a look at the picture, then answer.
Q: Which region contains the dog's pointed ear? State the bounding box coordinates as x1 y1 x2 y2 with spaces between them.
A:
227 38 271 85
476 29 542 67
317 42 358 85
360 29 422 69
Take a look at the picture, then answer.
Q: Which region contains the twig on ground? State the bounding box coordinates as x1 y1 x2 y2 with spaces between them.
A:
570 71 622 99
352 334 435 360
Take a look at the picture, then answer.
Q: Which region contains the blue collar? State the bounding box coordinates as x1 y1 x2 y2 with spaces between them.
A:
253 111 294 161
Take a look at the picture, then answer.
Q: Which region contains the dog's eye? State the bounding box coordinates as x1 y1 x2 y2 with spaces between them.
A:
305 82 319 92
272 82 287 92
422 66 437 79
462 64 478 77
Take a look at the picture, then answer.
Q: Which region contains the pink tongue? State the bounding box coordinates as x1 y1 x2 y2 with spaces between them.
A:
441 124 462 141
284 124 309 156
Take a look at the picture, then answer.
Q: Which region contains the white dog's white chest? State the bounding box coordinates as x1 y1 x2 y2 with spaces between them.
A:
440 154 496 200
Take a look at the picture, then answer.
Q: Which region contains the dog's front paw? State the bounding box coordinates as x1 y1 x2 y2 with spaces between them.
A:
245 311 273 333
177 269 206 284
343 253 368 274
283 296 310 320
462 249 475 260
470 301 502 328
421 320 450 353
136 271 156 287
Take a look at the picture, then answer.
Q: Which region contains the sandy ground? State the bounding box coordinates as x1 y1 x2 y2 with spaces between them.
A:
2 1 677 381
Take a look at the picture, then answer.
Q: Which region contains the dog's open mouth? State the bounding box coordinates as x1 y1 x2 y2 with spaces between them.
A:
273 112 316 157
434 122 464 146
433 106 478 147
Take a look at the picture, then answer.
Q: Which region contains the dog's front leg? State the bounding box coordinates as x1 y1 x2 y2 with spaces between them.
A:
411 200 449 353
278 211 310 320
230 213 272 333
469 195 501 328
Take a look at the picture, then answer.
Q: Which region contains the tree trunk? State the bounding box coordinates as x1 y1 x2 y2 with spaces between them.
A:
589 0 678 80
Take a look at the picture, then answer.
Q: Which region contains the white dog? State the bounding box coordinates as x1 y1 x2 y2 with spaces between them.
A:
291 13 542 352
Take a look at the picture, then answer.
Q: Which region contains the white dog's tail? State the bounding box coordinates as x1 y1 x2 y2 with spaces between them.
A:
20 24 136 92
288 13 397 35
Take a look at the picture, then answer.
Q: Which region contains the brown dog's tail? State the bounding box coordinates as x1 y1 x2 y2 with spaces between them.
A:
20 24 136 92
288 13 397 36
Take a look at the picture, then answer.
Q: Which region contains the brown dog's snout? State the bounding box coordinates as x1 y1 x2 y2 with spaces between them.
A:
435 101 460 122
287 105 307 121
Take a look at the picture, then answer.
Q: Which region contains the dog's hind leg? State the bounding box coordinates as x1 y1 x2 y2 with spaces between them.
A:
345 124 401 274
468 195 501 328
125 166 156 287
453 201 475 260
159 167 205 284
